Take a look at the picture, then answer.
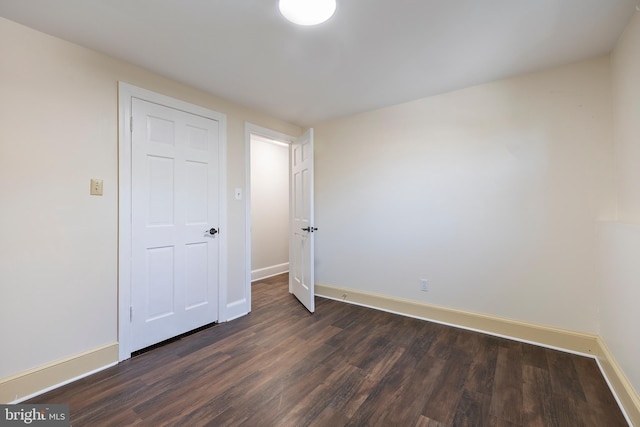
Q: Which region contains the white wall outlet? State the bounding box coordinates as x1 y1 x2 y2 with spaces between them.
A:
420 279 429 292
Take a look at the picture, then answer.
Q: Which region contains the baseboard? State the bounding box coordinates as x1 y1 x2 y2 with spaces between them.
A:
316 284 600 354
596 339 640 426
251 263 289 282
0 343 118 404
226 298 248 321
315 283 639 425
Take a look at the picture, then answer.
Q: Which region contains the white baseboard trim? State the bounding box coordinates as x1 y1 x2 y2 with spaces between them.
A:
226 298 248 322
315 284 599 354
315 283 639 425
251 263 289 282
0 343 118 404
595 339 640 426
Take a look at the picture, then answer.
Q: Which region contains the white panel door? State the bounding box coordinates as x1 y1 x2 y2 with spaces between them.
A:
290 129 315 312
131 98 220 351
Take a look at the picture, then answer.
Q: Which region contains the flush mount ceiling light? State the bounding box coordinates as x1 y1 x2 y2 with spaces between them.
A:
279 0 337 26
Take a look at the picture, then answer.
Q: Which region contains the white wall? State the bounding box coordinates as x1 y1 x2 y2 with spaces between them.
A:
600 12 640 397
314 57 613 334
0 17 299 382
250 136 289 278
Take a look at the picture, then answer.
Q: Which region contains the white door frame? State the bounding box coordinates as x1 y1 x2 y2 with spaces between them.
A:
118 82 228 361
244 123 295 312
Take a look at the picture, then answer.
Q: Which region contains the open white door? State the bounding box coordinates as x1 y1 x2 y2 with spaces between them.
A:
289 128 315 312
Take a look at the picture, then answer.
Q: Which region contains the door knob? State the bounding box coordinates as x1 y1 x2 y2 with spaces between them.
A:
301 227 318 232
206 228 219 235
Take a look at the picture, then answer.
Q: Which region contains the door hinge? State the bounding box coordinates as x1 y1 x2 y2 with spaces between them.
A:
130 306 133 322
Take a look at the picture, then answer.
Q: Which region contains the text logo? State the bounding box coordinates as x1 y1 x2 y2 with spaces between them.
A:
0 405 69 426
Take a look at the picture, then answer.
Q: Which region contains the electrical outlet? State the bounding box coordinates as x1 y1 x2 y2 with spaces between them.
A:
420 279 429 292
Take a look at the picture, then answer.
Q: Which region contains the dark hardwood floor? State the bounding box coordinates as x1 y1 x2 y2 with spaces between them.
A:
29 274 627 426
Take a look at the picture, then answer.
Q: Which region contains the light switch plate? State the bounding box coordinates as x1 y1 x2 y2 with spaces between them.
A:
90 179 103 196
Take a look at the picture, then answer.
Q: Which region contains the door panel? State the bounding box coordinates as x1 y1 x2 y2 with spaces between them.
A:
146 246 175 320
290 129 315 312
148 156 174 225
185 243 209 308
185 161 208 222
131 98 220 351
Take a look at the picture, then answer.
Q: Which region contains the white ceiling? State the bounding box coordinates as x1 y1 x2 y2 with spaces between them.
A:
0 0 635 126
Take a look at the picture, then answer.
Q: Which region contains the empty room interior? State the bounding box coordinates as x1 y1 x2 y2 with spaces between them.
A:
1 1 640 425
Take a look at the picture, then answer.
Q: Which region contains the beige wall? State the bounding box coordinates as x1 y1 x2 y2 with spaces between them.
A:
0 17 299 381
601 12 640 397
313 57 613 334
250 137 289 274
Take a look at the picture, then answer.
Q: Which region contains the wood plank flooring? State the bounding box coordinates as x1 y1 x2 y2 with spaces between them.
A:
28 274 628 426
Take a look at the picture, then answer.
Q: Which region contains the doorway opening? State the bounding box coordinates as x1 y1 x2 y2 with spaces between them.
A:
244 124 295 312
250 134 290 281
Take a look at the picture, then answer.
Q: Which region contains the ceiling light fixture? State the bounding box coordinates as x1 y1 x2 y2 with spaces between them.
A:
279 0 337 26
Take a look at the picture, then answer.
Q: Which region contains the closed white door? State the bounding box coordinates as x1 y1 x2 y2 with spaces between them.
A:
131 98 220 351
289 129 315 312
